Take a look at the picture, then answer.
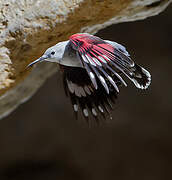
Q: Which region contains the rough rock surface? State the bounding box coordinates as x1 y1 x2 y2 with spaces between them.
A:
0 0 171 119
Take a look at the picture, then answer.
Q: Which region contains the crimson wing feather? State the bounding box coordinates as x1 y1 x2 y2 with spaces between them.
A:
70 34 134 93
70 33 151 92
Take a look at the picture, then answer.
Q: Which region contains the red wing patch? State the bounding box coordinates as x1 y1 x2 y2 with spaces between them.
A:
70 33 137 93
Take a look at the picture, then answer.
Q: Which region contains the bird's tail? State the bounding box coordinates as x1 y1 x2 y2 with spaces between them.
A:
129 64 151 89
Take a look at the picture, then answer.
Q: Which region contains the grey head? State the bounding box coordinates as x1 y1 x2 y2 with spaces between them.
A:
27 40 69 67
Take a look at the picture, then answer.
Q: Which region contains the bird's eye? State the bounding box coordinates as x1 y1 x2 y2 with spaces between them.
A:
51 51 55 55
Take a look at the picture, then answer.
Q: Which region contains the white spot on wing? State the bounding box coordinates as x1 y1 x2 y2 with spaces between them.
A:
73 104 78 112
90 72 95 79
92 108 97 116
99 75 109 94
85 54 96 66
141 67 151 78
99 76 106 84
83 109 89 117
98 106 104 113
78 86 86 97
67 80 74 93
82 54 89 63
74 84 81 97
89 72 98 89
107 75 119 93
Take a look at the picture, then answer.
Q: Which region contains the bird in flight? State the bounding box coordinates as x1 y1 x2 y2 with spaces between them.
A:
28 33 151 121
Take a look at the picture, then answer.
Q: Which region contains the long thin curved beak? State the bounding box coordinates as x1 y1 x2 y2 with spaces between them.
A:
27 55 48 68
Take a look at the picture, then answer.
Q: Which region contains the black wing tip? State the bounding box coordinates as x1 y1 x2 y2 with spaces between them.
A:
132 64 151 89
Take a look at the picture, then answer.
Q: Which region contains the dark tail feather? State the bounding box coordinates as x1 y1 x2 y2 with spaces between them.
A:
130 64 151 89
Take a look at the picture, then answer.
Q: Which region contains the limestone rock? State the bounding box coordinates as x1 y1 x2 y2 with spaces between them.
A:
0 0 171 119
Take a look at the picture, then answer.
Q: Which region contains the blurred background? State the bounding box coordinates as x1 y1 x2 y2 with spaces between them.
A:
0 4 172 180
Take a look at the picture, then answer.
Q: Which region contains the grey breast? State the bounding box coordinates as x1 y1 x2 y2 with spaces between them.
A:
60 42 83 68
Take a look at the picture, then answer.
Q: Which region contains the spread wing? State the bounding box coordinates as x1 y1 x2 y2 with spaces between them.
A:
70 33 150 91
61 65 121 123
69 33 135 94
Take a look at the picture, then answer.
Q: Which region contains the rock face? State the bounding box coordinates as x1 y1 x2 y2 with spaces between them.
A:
0 0 171 119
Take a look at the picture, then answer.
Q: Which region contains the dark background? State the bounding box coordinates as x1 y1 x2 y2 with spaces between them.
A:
0 4 172 180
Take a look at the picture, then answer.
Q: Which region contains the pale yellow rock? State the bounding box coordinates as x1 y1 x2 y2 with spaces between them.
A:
0 0 171 119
